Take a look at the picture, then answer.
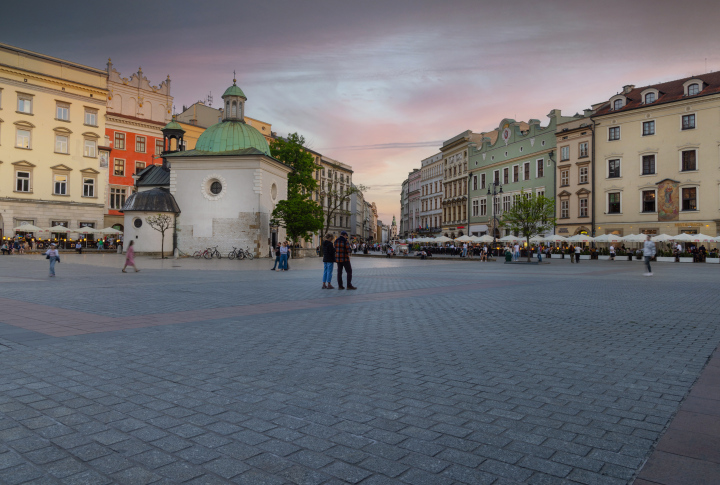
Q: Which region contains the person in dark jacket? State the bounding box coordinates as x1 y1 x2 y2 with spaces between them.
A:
271 245 281 270
322 234 335 289
334 231 356 290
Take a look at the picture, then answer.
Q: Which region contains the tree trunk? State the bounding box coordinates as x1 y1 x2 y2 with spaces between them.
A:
160 233 164 260
526 236 531 262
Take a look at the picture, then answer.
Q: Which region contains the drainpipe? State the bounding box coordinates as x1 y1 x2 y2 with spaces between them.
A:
591 119 596 238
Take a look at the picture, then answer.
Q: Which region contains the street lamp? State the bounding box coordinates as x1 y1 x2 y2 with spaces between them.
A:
487 181 503 256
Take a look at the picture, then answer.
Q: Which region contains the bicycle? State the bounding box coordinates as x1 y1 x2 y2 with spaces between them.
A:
193 246 221 259
228 247 245 260
241 247 254 260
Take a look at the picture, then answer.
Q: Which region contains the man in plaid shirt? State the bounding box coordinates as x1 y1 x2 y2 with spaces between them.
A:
334 231 356 290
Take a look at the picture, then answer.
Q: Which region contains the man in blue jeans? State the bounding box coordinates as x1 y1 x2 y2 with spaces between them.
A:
334 231 356 290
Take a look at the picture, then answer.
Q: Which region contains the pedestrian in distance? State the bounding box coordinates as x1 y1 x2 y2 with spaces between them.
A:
122 240 139 273
609 244 616 261
575 244 581 263
322 234 335 289
271 245 281 270
334 230 356 290
537 244 543 263
643 235 656 276
45 243 60 277
75 241 82 254
569 245 575 263
513 243 520 261
279 242 289 271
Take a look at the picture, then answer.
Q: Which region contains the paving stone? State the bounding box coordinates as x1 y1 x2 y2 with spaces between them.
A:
203 457 251 479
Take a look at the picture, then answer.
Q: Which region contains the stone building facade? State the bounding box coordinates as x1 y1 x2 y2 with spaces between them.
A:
419 152 443 235
407 169 420 236
441 130 484 237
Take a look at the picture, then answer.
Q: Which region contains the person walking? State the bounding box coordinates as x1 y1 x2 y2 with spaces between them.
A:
334 230 356 290
122 240 139 273
322 234 335 289
279 242 289 271
45 243 60 277
569 244 575 263
537 244 543 263
513 243 520 261
643 235 657 276
574 244 581 263
462 243 468 258
270 245 281 270
609 244 615 261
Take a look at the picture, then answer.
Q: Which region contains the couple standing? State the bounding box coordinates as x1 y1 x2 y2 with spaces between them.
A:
322 231 356 290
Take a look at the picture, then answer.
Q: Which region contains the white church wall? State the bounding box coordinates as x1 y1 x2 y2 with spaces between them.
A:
123 211 174 255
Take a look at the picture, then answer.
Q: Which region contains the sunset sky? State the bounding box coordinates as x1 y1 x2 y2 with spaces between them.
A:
3 0 720 224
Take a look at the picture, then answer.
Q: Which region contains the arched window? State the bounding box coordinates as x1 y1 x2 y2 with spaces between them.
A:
613 99 623 110
688 83 700 96
645 92 655 104
231 101 237 117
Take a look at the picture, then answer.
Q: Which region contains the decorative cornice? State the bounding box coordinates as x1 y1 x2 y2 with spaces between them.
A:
12 160 35 167
50 164 73 171
106 114 165 133
0 74 107 105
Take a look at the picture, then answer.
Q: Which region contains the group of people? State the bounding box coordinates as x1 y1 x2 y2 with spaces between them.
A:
270 242 292 271
1 239 26 255
321 231 356 290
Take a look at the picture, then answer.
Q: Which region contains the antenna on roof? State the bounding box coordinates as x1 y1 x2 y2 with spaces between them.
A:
207 91 213 107
706 58 708 73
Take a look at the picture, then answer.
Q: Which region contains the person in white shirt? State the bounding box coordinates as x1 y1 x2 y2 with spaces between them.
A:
574 244 581 263
609 244 615 261
462 243 468 258
513 244 520 261
643 235 657 276
45 244 60 277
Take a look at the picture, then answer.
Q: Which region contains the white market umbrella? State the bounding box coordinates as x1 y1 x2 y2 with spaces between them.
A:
567 234 595 243
680 233 715 243
544 235 567 243
99 227 123 235
670 233 695 242
594 234 623 243
47 225 71 233
13 224 45 233
433 236 453 243
498 235 521 243
651 234 674 243
529 236 545 243
455 235 474 242
472 235 495 243
621 234 647 243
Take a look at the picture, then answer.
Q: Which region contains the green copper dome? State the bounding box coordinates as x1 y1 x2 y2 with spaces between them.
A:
223 84 246 99
163 119 184 132
194 120 270 156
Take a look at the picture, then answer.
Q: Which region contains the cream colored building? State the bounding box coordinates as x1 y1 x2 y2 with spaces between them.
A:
419 152 443 235
314 155 353 246
0 43 108 241
555 112 594 237
441 130 484 237
593 73 720 238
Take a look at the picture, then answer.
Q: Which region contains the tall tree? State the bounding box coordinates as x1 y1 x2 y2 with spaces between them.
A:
320 184 368 244
499 191 556 262
269 133 324 243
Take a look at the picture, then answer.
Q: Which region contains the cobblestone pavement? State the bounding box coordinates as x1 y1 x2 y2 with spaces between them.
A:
0 254 717 484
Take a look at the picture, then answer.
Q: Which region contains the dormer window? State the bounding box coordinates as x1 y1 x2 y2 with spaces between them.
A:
688 83 700 96
644 92 655 104
613 99 623 110
683 79 704 96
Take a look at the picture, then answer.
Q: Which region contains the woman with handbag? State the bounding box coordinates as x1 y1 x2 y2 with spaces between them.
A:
45 243 60 277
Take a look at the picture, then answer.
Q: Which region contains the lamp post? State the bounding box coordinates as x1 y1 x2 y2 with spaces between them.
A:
487 180 503 256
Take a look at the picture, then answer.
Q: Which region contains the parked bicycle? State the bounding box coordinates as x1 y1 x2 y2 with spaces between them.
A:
241 247 254 260
228 247 245 260
193 246 221 259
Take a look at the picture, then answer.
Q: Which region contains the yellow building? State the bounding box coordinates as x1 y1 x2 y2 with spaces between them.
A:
176 101 273 148
593 74 720 238
0 43 108 241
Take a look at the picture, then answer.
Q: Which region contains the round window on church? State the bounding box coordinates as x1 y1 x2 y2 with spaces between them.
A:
210 181 222 195
133 218 142 228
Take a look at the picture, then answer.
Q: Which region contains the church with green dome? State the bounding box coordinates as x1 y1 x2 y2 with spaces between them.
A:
153 80 292 257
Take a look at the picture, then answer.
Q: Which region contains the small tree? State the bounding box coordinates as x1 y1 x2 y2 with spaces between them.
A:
499 191 556 262
320 184 368 250
146 214 174 259
270 198 324 244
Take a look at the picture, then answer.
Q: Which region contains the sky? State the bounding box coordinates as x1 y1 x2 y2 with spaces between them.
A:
3 0 720 224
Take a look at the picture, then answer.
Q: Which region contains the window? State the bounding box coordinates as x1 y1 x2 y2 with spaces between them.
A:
110 187 127 210
561 200 569 219
56 103 70 121
135 162 146 175
493 196 500 215
579 142 588 158
642 190 656 212
472 200 479 216
480 199 487 216
579 166 588 183
17 95 32 114
494 170 499 184
503 168 509 184
53 174 67 195
472 176 477 191
156 139 164 155
682 114 695 130
16 171 30 192
513 165 519 183
613 99 623 110
609 126 620 141
608 159 621 178
114 159 125 176
641 120 655 136
83 178 95 197
688 83 700 96
561 146 570 161
579 198 588 217
537 159 544 178
642 155 655 175
561 170 569 186
682 187 697 211
524 162 530 180
608 192 621 213
114 133 125 150
55 135 68 154
480 173 486 189
84 139 97 157
136 136 146 153
645 92 656 104
502 195 511 212
681 150 696 171
84 109 98 126
16 129 30 148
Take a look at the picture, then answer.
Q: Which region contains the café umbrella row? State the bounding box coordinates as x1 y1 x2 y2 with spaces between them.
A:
402 233 720 244
6 225 124 249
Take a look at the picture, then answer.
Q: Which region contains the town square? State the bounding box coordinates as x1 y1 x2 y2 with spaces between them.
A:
2 0 720 483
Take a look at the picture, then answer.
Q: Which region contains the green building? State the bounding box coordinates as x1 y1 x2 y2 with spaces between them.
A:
467 110 578 238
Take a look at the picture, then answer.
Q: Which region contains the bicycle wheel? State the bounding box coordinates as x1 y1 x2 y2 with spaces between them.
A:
203 251 212 260
193 251 202 259
245 251 254 260
237 251 245 260
228 252 236 260
214 250 222 259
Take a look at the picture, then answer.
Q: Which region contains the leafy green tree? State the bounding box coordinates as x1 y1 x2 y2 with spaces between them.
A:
499 191 556 262
269 133 323 244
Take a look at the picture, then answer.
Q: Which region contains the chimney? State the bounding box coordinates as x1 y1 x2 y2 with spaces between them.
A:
622 85 635 94
583 108 594 117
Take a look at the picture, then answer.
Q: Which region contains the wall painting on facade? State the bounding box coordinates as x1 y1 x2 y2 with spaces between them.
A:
657 179 679 222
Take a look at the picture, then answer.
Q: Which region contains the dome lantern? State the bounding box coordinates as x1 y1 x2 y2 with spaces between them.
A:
222 75 247 122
